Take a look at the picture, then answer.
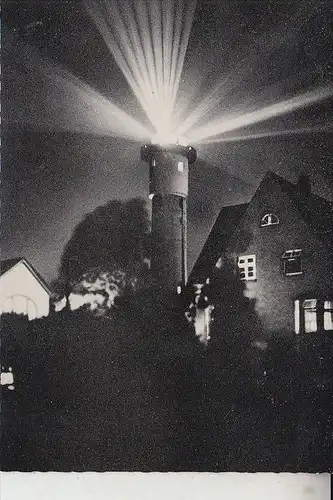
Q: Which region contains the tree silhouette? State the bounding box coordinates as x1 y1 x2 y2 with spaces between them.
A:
53 198 151 312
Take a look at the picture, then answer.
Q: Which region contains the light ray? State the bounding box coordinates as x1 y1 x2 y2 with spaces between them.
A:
200 125 333 144
9 37 151 141
85 0 197 143
132 0 159 103
174 0 324 139
86 0 155 125
171 0 197 107
188 87 333 143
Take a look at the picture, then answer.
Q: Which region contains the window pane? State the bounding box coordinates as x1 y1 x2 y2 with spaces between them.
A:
324 301 333 310
303 299 317 309
285 257 302 275
238 255 256 280
304 310 317 332
283 249 302 259
324 312 333 330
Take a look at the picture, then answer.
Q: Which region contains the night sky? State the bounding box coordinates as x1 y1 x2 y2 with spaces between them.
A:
2 0 333 282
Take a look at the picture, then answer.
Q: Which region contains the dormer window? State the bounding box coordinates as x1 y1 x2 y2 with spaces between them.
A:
260 213 279 227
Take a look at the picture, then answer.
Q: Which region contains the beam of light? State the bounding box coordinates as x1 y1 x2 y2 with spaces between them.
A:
187 87 333 144
200 124 333 144
8 36 151 141
174 0 327 139
85 0 197 144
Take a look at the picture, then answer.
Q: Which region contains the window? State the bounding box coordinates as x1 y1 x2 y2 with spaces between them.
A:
237 255 256 281
260 213 279 227
177 161 184 172
324 301 333 330
303 299 317 333
294 298 333 333
282 249 302 276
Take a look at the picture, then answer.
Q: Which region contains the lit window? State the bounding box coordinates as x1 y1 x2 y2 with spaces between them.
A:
303 299 317 333
324 301 333 331
294 298 333 333
282 249 302 276
178 161 184 172
237 255 256 281
260 213 279 227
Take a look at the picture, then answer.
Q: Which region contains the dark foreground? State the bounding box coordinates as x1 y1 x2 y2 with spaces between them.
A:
1 311 332 472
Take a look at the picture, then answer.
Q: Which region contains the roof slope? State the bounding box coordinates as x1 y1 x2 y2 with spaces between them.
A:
0 257 52 295
190 203 248 281
267 171 333 249
0 258 22 276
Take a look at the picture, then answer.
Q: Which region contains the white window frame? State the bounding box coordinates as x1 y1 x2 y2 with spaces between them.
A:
294 298 333 333
260 213 279 227
282 249 302 276
237 254 256 281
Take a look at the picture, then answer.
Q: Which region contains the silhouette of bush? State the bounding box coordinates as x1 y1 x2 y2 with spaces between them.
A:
1 305 200 471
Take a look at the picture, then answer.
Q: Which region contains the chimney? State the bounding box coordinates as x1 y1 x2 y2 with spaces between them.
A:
297 173 311 197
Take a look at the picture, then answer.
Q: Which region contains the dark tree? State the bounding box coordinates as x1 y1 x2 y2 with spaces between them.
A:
51 198 151 312
59 198 149 283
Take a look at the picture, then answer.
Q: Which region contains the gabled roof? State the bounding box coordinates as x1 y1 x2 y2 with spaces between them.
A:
190 171 333 282
0 258 22 276
190 203 248 282
0 257 52 295
266 171 333 249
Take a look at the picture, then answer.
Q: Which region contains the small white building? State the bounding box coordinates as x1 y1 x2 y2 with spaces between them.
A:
0 258 52 320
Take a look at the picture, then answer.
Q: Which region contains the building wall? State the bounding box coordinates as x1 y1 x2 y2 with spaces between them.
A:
223 178 333 333
0 262 50 320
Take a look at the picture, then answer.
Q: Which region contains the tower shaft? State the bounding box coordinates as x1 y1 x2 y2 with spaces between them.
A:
141 143 197 294
151 194 187 291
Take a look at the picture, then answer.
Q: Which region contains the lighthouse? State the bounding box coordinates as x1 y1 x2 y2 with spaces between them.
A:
141 143 197 295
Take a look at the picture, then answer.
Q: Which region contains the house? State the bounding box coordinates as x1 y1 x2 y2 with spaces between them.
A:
189 172 333 336
0 258 52 320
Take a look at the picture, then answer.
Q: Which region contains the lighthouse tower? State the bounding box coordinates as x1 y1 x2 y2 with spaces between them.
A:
140 143 197 295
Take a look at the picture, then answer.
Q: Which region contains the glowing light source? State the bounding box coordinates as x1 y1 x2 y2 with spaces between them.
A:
8 2 332 147
85 0 332 147
18 1 329 147
85 0 197 143
151 132 188 146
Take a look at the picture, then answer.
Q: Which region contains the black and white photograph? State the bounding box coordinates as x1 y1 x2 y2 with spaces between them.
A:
1 0 333 479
